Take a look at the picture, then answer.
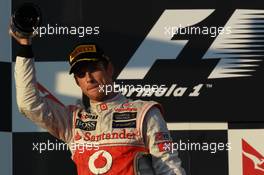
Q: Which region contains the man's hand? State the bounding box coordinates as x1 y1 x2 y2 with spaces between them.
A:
9 28 32 45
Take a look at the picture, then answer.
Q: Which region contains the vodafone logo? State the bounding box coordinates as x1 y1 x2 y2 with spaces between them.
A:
88 150 112 174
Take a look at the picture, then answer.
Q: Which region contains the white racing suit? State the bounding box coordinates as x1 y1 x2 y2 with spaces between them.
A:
14 45 186 175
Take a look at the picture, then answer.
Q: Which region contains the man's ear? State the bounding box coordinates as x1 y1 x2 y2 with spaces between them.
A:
74 76 80 86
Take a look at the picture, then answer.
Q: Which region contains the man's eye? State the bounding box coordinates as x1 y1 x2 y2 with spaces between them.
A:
88 68 96 73
86 64 98 72
76 71 86 78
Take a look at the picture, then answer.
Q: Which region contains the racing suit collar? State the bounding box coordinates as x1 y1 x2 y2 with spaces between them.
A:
90 93 127 113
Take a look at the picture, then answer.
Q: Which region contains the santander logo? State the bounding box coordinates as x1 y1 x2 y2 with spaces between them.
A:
242 139 264 175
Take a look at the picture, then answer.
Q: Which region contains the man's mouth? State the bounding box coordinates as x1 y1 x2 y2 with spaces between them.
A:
87 84 99 91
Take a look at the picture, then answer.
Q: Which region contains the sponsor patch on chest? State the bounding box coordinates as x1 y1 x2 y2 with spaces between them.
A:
113 112 137 120
75 119 97 131
114 102 138 112
112 120 136 128
78 111 98 120
112 112 137 128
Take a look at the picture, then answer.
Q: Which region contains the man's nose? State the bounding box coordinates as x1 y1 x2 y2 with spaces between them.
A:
85 71 93 82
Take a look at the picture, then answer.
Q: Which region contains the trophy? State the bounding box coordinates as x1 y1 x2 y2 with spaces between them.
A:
10 3 42 38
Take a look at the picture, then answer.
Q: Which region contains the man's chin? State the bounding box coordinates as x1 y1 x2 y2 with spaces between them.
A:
86 89 107 102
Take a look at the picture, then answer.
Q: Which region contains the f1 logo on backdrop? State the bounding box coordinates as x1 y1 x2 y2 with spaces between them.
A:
117 9 264 97
117 9 264 80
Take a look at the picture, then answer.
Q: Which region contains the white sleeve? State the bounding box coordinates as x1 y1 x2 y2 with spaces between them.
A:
143 107 186 175
15 56 73 142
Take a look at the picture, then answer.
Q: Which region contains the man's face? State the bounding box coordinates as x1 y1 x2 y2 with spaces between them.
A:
74 62 113 102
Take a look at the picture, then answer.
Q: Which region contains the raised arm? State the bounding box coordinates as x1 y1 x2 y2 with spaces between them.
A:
11 29 73 142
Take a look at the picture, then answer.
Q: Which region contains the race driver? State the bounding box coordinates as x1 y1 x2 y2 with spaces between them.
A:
10 29 186 175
